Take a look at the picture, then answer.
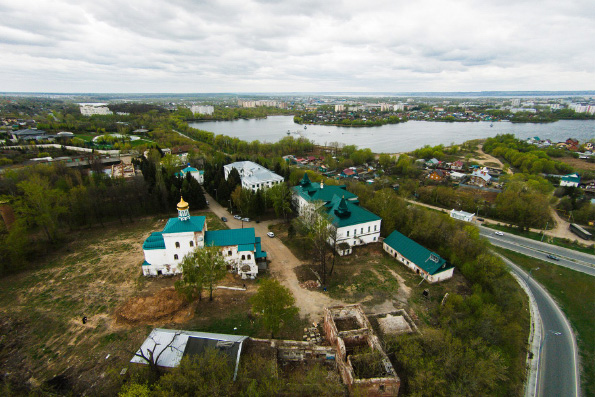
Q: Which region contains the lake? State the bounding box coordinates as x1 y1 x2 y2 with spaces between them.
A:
189 116 595 153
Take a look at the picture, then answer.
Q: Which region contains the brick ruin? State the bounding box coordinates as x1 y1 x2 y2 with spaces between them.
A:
324 304 401 396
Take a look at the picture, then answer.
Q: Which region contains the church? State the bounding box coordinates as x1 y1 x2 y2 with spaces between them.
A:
142 198 266 279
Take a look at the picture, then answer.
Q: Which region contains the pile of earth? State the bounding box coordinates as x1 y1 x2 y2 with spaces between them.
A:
115 287 190 324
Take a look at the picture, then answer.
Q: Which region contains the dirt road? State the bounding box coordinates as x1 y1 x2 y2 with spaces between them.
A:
204 193 341 320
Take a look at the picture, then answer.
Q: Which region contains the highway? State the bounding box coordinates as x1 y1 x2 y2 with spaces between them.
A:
479 225 595 276
501 256 580 397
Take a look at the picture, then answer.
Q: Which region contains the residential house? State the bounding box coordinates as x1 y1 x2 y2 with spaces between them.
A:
450 209 475 222
223 161 284 192
428 169 448 182
560 173 581 187
469 167 492 187
142 198 266 279
383 230 454 283
585 142 594 151
11 128 52 141
450 160 464 171
449 171 466 181
341 168 357 178
292 173 357 217
425 158 440 168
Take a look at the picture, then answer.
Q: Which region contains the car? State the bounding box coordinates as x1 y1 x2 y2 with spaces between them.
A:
267 232 275 238
242 217 250 222
221 217 228 222
206 200 209 205
546 254 559 261
233 215 241 220
477 218 485 222
494 231 504 236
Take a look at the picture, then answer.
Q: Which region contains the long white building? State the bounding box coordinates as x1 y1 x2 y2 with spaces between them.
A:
223 161 284 192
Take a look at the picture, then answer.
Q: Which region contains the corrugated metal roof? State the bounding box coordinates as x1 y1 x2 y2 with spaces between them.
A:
324 195 381 228
131 328 248 378
292 178 356 204
162 216 206 234
205 228 256 247
143 232 166 250
384 230 453 275
237 243 255 252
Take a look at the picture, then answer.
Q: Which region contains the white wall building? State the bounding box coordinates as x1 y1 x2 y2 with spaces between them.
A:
450 209 475 222
176 165 204 184
80 105 113 116
190 105 214 115
142 198 266 279
383 230 454 283
224 161 284 192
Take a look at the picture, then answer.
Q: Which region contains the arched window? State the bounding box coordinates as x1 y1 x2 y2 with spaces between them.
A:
241 255 246 260
175 242 180 248
247 254 251 260
174 254 178 260
189 241 194 247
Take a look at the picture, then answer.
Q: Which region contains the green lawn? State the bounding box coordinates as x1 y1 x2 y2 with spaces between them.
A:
495 247 595 396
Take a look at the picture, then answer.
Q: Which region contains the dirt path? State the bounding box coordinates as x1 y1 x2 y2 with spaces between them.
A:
204 193 342 320
472 144 513 174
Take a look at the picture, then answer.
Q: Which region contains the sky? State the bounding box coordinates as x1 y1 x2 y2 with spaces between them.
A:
0 0 594 93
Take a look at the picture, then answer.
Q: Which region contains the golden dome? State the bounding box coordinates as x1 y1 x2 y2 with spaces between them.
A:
177 197 189 210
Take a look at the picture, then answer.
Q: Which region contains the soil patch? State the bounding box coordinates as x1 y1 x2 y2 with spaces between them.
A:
115 287 191 325
557 156 595 171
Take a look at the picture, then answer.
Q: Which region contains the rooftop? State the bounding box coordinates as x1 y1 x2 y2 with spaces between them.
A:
384 230 453 275
162 215 206 234
324 195 381 228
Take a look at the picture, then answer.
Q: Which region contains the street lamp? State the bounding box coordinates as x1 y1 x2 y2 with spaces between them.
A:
214 188 218 202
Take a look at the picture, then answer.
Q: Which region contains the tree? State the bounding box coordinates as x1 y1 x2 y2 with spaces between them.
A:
268 183 293 221
305 211 333 285
176 245 227 301
250 279 298 338
133 332 183 377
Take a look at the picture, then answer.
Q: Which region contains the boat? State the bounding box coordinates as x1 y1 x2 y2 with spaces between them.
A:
490 123 493 127
286 130 291 135
304 125 307 130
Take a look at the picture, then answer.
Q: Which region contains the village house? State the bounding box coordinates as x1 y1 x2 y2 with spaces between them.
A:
449 160 464 171
224 161 284 192
428 169 448 182
560 173 581 188
469 166 492 187
383 230 454 283
341 168 357 178
142 198 266 279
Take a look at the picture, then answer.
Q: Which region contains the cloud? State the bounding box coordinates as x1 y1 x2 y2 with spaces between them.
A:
0 0 593 92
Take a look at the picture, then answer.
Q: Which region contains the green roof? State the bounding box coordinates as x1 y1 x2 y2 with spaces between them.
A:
181 166 199 173
255 237 266 258
238 244 255 251
384 230 453 275
324 195 381 228
163 216 206 234
143 232 166 250
562 173 581 183
292 174 357 204
205 228 257 247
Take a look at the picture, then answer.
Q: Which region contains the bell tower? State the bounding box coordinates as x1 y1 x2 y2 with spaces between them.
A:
177 197 190 221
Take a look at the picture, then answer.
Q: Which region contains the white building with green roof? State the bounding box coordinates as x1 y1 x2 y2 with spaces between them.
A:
142 198 265 279
293 173 381 256
175 164 204 184
383 230 454 283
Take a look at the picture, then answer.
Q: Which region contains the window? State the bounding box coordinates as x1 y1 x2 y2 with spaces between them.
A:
174 254 178 260
373 237 376 241
189 241 194 247
247 254 251 260
228 250 232 256
374 225 377 231
360 228 363 234
346 231 350 237
241 255 246 260
353 229 356 236
175 242 180 248
368 226 370 232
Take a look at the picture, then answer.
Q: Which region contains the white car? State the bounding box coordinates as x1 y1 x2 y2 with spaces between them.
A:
242 217 250 222
267 232 275 238
494 231 504 236
233 215 241 220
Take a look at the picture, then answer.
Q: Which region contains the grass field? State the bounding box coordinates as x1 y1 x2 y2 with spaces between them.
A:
0 210 295 395
496 247 595 396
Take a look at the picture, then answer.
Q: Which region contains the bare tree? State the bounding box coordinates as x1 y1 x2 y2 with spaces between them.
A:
134 332 183 375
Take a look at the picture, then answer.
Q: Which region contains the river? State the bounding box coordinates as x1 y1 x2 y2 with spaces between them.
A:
189 116 595 153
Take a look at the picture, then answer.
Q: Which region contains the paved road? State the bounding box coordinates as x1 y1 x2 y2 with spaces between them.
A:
501 256 580 397
479 225 595 276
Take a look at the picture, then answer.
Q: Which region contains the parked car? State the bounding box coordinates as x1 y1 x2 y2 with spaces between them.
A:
233 215 241 220
242 217 250 222
546 254 559 261
494 231 504 236
477 218 485 222
267 232 275 238
221 217 228 222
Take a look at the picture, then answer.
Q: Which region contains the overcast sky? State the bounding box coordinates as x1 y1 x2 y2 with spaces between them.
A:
1 0 594 93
